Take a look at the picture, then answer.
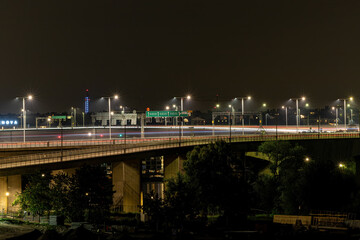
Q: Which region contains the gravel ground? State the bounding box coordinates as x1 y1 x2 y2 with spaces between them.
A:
0 222 38 239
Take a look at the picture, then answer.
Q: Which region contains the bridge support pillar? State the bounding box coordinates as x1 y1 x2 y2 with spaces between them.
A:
0 175 21 214
112 160 141 213
164 154 185 180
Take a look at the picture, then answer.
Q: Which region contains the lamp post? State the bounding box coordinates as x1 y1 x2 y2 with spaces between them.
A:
71 107 77 127
173 95 191 136
173 95 191 112
338 97 353 131
172 104 178 126
228 105 236 140
290 97 306 132
332 106 339 131
259 103 267 127
17 95 33 142
165 106 170 126
234 96 251 135
82 112 85 127
228 105 235 126
120 105 128 114
102 95 119 140
282 106 288 127
261 103 268 126
305 103 310 126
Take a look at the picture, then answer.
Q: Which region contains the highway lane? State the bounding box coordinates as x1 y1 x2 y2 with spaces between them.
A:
0 125 340 143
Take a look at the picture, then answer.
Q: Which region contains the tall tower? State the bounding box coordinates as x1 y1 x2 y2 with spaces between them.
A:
84 89 90 114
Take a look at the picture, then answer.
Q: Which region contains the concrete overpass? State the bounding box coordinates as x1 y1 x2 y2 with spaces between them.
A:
1 132 360 213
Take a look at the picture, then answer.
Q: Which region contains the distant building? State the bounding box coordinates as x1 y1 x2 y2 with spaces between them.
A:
84 89 90 114
91 112 138 126
191 116 206 125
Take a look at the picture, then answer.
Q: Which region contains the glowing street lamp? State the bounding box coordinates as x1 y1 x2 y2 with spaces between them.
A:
228 104 235 125
338 97 353 131
173 95 191 136
282 106 288 127
290 97 306 131
173 95 191 111
262 103 269 126
332 106 339 131
234 96 251 135
101 95 119 139
17 95 33 142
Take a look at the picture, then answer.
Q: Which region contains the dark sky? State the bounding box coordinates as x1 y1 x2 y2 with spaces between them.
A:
1 1 360 114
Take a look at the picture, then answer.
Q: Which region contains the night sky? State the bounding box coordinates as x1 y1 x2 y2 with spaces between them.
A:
1 1 360 113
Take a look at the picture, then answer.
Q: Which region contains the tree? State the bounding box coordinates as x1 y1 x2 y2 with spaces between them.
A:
256 141 306 213
14 165 113 223
142 191 165 232
68 165 114 223
258 141 305 177
13 172 53 216
50 173 72 218
164 173 200 228
296 160 356 213
184 141 247 218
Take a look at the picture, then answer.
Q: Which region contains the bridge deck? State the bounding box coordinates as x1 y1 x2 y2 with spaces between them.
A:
0 133 359 171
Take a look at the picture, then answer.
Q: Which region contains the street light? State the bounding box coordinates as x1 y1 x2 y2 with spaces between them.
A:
290 97 306 132
120 105 129 114
17 95 33 142
332 106 339 131
234 96 251 135
71 107 77 127
173 95 191 112
101 95 119 139
282 106 288 127
262 103 269 126
228 105 235 126
338 97 353 131
173 95 191 136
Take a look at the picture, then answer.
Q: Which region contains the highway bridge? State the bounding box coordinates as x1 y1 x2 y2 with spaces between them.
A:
0 125 359 213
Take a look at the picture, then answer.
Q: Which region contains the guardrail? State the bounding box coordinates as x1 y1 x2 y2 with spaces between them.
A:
0 132 359 169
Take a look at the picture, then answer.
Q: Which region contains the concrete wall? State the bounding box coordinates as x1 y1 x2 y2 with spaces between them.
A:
7 175 21 213
0 175 21 214
164 154 185 180
112 159 141 212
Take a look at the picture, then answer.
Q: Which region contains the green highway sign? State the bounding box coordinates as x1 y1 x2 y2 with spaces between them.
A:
146 111 189 118
51 116 67 120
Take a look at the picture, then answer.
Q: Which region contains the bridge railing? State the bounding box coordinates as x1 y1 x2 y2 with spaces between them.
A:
0 131 359 149
0 133 359 169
